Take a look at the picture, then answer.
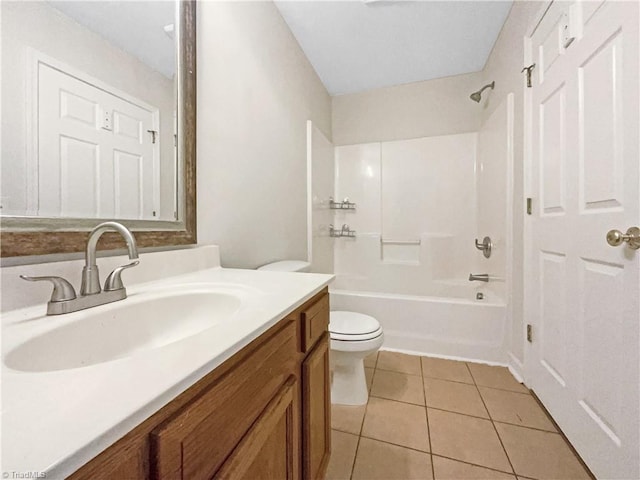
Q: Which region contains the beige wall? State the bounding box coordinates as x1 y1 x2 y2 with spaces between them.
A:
331 72 482 146
196 1 332 268
0 1 176 219
480 1 545 370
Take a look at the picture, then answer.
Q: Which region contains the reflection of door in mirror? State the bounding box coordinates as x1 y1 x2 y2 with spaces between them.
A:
1 1 178 222
36 55 160 221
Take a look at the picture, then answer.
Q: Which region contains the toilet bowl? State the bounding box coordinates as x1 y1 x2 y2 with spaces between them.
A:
329 311 383 405
257 260 384 406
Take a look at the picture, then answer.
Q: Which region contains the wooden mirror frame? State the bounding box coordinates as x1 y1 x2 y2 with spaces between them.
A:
0 1 196 257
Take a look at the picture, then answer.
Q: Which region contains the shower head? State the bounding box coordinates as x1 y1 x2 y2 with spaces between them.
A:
470 81 495 103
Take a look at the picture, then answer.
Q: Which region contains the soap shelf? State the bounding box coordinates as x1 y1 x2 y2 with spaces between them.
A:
329 224 356 238
329 197 356 210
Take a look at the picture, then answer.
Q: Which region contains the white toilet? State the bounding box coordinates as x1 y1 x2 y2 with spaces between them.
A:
329 311 383 405
257 260 384 406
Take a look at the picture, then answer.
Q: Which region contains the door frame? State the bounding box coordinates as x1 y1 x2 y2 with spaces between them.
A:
522 0 560 386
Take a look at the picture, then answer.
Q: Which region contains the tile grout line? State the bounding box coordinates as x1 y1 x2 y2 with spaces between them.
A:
368 393 425 408
348 364 377 480
345 352 378 480
420 358 436 480
428 375 532 395
375 366 423 377
365 390 558 434
492 419 558 435
348 429 362 480
430 453 520 477
466 362 518 477
354 433 517 477
528 391 596 480
423 405 559 434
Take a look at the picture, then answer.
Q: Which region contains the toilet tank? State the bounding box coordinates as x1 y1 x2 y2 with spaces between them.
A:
257 260 311 272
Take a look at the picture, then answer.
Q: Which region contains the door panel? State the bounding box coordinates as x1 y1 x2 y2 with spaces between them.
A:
58 136 99 218
579 29 623 211
578 258 624 445
538 251 568 386
59 90 98 126
114 150 143 219
540 84 566 215
527 2 639 478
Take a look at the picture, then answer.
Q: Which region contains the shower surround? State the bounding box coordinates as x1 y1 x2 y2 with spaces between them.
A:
330 96 514 364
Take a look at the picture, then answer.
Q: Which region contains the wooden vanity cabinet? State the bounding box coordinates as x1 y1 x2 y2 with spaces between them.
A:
68 288 330 480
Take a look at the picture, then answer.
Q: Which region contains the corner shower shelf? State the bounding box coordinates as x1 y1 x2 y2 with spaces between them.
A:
329 197 356 210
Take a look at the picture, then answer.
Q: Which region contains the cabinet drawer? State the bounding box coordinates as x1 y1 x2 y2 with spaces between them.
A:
151 320 298 480
301 294 329 352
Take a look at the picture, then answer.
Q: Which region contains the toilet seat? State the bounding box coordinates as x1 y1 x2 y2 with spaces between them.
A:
330 311 383 341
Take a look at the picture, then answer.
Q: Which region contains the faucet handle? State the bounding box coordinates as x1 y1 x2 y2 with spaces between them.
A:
104 261 139 292
20 275 77 302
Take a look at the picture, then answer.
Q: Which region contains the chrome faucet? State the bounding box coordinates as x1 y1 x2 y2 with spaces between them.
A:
81 222 138 295
21 222 140 315
469 273 490 282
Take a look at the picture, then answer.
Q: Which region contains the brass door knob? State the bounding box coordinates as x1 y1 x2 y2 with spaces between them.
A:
606 227 640 249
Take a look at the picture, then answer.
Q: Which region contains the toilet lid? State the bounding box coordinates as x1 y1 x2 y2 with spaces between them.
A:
330 311 382 341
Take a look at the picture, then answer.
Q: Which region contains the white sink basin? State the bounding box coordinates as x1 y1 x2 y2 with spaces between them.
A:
4 285 248 372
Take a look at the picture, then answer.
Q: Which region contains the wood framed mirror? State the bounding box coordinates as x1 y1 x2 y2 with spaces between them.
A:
0 0 196 257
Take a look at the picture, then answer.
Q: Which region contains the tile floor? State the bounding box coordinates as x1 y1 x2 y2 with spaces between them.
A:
326 351 593 480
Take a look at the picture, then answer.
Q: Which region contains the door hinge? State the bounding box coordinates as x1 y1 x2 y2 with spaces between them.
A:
102 110 113 131
561 12 575 49
527 324 533 343
147 129 158 144
526 197 532 215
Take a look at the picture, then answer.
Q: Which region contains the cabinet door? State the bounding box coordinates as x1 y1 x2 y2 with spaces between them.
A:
302 334 331 480
68 439 147 480
151 321 298 480
215 376 300 480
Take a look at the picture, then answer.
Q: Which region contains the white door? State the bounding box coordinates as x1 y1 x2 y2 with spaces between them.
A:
37 61 159 219
527 1 639 478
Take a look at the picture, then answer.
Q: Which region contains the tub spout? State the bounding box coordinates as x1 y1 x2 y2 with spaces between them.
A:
469 273 489 282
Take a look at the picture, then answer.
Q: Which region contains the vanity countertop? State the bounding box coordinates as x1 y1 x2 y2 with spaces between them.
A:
1 266 334 478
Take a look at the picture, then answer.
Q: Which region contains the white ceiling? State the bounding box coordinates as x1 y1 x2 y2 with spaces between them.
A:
48 1 176 79
274 0 513 96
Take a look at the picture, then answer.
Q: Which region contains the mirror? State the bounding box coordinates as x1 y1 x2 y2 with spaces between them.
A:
0 0 196 256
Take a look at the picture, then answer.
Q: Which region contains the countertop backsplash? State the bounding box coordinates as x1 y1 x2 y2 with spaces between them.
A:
1 245 221 313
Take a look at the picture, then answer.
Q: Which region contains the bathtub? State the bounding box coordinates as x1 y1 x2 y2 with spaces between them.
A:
330 288 507 364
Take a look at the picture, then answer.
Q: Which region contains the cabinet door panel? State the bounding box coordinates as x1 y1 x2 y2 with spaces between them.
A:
302 334 331 480
215 376 300 480
151 321 298 480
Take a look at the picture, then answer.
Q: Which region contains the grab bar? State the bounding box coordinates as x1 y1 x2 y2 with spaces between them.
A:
380 239 421 245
